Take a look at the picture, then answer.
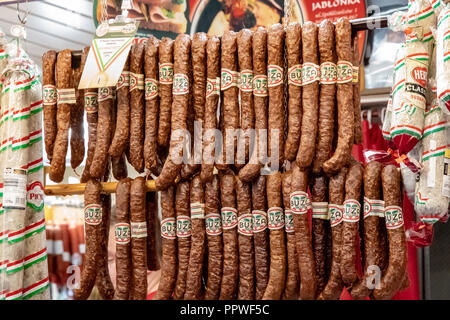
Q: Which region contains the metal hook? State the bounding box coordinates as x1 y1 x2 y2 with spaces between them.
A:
17 0 29 26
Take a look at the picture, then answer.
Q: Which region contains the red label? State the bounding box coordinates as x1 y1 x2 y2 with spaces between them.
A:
411 67 427 87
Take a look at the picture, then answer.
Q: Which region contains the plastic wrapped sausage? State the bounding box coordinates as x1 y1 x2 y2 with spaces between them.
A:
238 27 268 182
267 24 285 170
154 186 178 300
70 56 85 170
296 22 319 169
204 175 224 300
219 172 238 300
201 36 221 183
318 167 348 300
313 20 337 174
285 23 302 161
323 18 354 175
42 50 57 161
252 175 270 300
173 181 191 300
373 165 407 300
281 170 299 300
262 171 286 300
155 34 191 190
144 36 160 174
185 175 206 300
158 38 174 148
235 176 254 300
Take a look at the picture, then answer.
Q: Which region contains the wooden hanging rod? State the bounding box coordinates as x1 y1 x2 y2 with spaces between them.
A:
44 180 156 196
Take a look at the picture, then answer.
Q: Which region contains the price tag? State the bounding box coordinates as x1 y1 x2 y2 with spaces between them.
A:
3 168 27 210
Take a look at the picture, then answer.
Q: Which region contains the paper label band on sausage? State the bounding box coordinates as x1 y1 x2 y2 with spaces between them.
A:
329 204 344 227
161 217 176 239
320 62 338 84
173 73 189 95
343 199 361 223
43 85 57 105
302 62 320 85
252 75 268 96
288 64 303 86
384 206 404 229
290 191 311 214
206 77 220 98
98 87 114 102
205 213 222 236
56 88 76 104
190 202 205 219
117 71 130 89
84 204 102 225
159 62 174 84
405 56 428 108
284 209 295 233
239 69 254 92
221 207 238 230
337 61 354 83
221 68 239 90
176 215 192 238
267 65 283 87
131 221 147 238
312 202 329 220
84 92 98 113
114 223 131 244
252 210 268 233
145 78 159 100
363 197 385 219
238 213 253 236
352 65 359 83
267 207 285 230
130 72 144 91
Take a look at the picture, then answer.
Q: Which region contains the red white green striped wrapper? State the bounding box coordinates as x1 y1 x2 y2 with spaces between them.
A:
21 276 49 300
363 197 385 218
7 218 46 244
190 202 205 219
12 99 43 121
0 289 7 300
408 2 434 25
0 48 7 60
311 202 329 220
329 204 344 227
290 191 311 215
0 73 39 95
56 88 76 104
5 287 23 300
0 259 8 273
176 215 192 238
422 144 446 161
438 7 450 28
21 157 44 174
131 221 147 239
0 129 43 153
343 199 361 223
0 230 7 244
384 206 404 229
6 247 47 275
422 120 447 138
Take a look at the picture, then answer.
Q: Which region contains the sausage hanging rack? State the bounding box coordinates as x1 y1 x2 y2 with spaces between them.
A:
44 14 390 196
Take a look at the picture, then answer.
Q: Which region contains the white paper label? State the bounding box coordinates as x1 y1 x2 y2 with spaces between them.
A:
3 168 27 210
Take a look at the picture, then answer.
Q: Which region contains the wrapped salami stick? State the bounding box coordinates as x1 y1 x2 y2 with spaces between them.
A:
285 22 302 161
185 175 207 300
113 178 132 300
74 179 103 300
219 172 239 300
290 165 316 300
204 175 224 300
49 49 74 182
129 43 146 173
144 36 160 174
201 36 221 183
373 165 407 300
323 18 354 175
181 33 208 179
340 161 364 286
267 24 285 170
262 171 286 300
146 191 160 271
155 34 191 191
310 175 330 295
95 194 115 300
70 56 86 169
437 5 450 114
235 176 254 300
239 27 268 182
351 161 383 299
130 177 148 300
352 34 362 145
318 167 348 300
252 175 270 300
281 170 299 300
154 186 178 300
42 50 58 161
109 54 130 157
236 29 254 169
313 20 337 174
173 181 191 300
296 22 319 169
158 38 174 148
